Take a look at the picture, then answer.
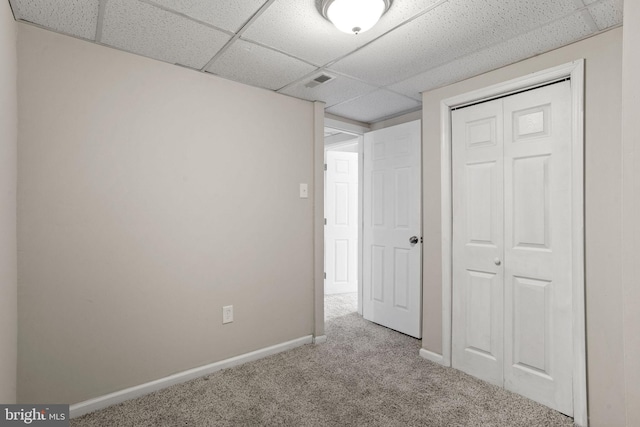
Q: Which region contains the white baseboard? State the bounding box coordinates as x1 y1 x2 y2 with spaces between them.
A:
70 335 313 418
313 335 327 344
419 348 445 365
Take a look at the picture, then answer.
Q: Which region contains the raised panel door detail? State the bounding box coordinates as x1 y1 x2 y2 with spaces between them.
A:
466 161 496 245
465 270 496 358
335 182 349 226
513 155 550 250
512 276 552 378
395 167 410 229
394 248 409 309
512 105 550 141
372 171 385 227
395 136 410 156
334 239 349 283
466 117 496 148
335 158 350 174
372 245 385 302
373 142 386 160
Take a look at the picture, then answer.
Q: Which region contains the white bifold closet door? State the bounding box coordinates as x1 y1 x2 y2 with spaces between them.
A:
452 81 573 416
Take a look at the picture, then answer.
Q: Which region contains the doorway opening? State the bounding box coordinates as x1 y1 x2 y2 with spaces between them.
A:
324 127 363 317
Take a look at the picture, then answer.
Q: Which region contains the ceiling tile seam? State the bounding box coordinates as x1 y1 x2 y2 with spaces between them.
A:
275 68 385 105
15 19 98 44
7 0 18 20
237 38 324 68
579 8 601 32
405 24 621 97
274 67 331 94
241 0 452 83
378 85 422 101
323 87 420 112
310 0 451 71
200 0 277 72
277 63 396 95
94 0 108 43
370 105 423 124
138 0 235 37
382 7 601 93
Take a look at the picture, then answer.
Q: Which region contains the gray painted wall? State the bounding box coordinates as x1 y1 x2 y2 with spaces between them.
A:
17 24 315 404
0 0 18 404
421 28 626 426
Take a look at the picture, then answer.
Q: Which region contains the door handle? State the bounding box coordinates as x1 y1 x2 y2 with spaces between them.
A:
494 258 501 266
409 236 419 245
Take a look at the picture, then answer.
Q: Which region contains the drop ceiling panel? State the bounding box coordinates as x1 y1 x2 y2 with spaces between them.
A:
12 0 99 40
241 0 444 66
144 0 266 33
389 13 594 99
101 0 231 69
207 40 317 91
331 0 581 86
279 73 377 107
326 90 420 123
588 0 623 31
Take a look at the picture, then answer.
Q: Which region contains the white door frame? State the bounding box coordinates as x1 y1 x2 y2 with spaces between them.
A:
324 117 369 316
439 60 587 426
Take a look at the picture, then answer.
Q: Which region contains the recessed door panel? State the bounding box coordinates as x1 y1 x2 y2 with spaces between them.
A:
395 167 410 229
466 161 497 245
512 276 551 375
372 171 385 227
394 248 410 309
512 155 550 250
371 245 385 303
465 270 497 357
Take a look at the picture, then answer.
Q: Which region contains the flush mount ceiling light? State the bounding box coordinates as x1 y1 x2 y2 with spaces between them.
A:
321 0 392 35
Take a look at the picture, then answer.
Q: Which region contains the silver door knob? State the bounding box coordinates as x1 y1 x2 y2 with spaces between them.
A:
409 236 419 244
494 258 501 266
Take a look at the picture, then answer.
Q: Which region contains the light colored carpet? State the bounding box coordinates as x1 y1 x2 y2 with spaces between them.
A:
71 292 574 426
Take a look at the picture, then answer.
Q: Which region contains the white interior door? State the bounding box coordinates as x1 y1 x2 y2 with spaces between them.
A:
325 150 359 294
452 81 573 416
363 120 422 338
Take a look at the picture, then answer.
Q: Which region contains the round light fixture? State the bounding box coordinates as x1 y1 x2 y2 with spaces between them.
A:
321 0 392 35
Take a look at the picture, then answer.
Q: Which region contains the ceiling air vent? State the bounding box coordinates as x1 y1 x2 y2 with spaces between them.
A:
305 73 335 88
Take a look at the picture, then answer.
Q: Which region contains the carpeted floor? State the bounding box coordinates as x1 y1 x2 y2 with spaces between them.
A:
71 292 574 426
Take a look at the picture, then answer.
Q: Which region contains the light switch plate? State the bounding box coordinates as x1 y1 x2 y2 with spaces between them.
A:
299 183 308 198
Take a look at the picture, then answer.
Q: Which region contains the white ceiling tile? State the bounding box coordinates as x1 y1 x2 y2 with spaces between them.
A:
101 0 231 69
207 40 317 90
389 13 594 98
144 0 266 33
241 0 443 66
326 90 420 123
331 0 580 86
13 0 99 40
279 73 377 107
588 0 623 30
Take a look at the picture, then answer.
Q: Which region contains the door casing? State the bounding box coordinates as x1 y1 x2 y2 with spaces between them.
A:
439 60 587 426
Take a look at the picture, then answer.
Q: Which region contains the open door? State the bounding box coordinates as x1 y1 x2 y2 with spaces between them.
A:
325 149 359 295
362 120 422 338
